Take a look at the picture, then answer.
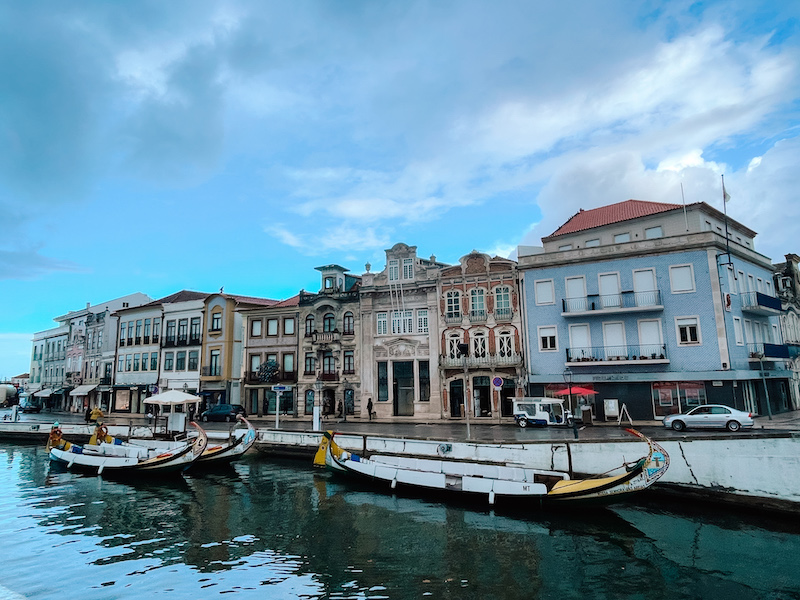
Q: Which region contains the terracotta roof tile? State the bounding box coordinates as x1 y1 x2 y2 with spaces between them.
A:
546 199 683 238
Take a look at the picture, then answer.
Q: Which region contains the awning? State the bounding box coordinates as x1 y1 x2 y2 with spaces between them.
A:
69 384 98 397
34 388 53 397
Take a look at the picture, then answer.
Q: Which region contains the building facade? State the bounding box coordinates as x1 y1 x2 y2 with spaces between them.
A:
297 266 361 420
359 243 447 420
438 251 526 422
241 295 300 417
518 199 791 421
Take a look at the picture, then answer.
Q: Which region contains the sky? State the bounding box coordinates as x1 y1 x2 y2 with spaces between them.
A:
2 0 800 379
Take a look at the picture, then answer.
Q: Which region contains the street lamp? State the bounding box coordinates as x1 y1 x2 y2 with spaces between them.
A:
754 352 773 420
313 378 323 431
562 367 573 415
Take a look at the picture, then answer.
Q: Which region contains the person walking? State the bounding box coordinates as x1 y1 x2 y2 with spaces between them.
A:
367 397 374 421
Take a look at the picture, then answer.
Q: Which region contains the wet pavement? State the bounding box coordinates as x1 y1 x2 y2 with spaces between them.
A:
3 406 798 443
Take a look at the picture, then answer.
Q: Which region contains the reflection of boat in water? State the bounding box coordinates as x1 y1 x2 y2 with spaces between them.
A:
47 422 208 476
314 429 669 506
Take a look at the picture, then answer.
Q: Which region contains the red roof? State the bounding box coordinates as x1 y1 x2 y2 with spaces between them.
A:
268 294 300 308
546 199 683 238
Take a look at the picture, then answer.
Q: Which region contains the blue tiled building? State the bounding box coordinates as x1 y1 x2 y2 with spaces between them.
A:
518 200 792 422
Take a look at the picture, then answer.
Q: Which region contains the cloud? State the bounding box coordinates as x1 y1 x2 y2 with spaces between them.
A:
0 249 83 280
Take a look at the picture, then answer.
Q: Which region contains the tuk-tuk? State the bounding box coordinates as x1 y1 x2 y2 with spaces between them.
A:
19 395 43 413
512 397 574 428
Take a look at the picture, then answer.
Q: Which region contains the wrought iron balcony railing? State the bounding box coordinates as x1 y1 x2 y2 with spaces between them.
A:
566 344 668 364
562 290 663 315
740 291 783 315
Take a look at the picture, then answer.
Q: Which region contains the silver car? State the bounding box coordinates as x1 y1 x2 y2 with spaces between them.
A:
663 404 754 432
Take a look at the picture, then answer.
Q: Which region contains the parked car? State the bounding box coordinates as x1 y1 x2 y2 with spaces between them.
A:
663 404 754 432
512 397 574 428
18 396 43 413
200 403 247 422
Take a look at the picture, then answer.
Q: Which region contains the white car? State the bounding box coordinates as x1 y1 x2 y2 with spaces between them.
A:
663 404 754 432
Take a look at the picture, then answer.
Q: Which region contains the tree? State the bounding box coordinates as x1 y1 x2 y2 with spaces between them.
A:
258 359 280 383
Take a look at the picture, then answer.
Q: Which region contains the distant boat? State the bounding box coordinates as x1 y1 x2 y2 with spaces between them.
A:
47 422 208 476
314 429 669 506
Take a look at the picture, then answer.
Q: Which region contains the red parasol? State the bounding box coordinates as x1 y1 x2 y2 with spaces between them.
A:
553 386 598 396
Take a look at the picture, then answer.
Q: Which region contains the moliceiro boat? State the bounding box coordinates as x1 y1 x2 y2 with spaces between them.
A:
47 421 208 476
314 429 669 506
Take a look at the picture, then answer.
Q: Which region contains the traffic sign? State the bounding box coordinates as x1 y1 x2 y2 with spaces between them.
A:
492 377 503 388
271 385 292 392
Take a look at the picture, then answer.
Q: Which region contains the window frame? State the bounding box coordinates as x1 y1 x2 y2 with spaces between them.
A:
675 316 702 346
669 264 696 294
534 279 555 305
538 325 558 352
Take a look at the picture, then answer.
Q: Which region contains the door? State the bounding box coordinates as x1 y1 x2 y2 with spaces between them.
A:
393 361 415 416
569 324 592 361
603 322 627 359
638 320 663 358
599 273 621 308
633 269 658 306
450 379 464 417
565 276 586 312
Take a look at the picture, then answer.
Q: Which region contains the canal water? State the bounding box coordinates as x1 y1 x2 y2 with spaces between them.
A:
1 443 799 600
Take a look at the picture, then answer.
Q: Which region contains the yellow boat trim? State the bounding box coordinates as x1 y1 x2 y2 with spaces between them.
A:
547 472 632 496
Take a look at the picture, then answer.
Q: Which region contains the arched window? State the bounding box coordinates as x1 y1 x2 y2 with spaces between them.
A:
343 312 354 335
497 330 513 357
448 333 462 359
323 313 335 332
472 330 487 358
305 315 315 336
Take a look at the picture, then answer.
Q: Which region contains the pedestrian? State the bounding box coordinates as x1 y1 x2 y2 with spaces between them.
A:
84 405 92 423
367 397 373 421
337 401 343 418
89 405 104 423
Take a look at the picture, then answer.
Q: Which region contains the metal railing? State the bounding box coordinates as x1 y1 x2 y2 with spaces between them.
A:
494 307 513 321
469 310 487 323
202 366 221 376
440 353 522 368
740 291 782 313
444 314 462 324
747 342 790 359
566 344 668 363
562 290 663 313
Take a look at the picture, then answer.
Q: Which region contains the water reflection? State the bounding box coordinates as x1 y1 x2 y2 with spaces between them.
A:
0 444 799 599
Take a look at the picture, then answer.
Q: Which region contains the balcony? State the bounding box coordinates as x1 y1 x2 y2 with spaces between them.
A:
202 366 221 377
469 309 487 324
189 335 202 345
312 331 340 344
135 337 142 345
163 337 177 348
319 371 339 382
177 335 188 346
444 314 463 325
566 344 669 366
741 291 783 315
152 335 160 344
562 290 663 316
440 353 523 369
494 308 513 322
747 343 790 361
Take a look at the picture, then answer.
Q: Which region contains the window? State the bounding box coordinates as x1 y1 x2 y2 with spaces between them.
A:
727 267 737 294
176 351 186 370
135 320 142 340
127 321 134 342
498 331 513 357
188 350 198 371
283 353 294 375
676 317 701 345
166 320 176 341
585 239 600 247
343 350 354 373
534 279 555 305
614 233 630 243
118 356 124 373
284 318 295 335
448 333 462 359
322 350 335 374
539 326 557 351
391 310 413 334
757 277 765 293
737 271 746 294
267 319 278 336
210 313 222 331
403 258 413 280
323 313 335 332
558 244 572 251
324 276 334 290
150 353 158 370
494 286 511 317
305 315 315 335
141 352 148 371
304 353 315 374
144 319 151 341
733 317 744 345
472 331 487 358
250 354 261 373
164 352 174 371
645 226 663 239
470 289 486 318
377 312 388 335
343 312 354 335
120 322 127 345
178 319 188 343
417 309 429 333
669 265 695 293
419 361 430 402
133 354 140 371
388 259 399 281
125 354 132 371
153 318 161 342
445 291 461 318
251 319 262 337
378 362 388 402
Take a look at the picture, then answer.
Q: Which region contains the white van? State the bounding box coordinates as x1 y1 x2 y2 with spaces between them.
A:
512 397 574 428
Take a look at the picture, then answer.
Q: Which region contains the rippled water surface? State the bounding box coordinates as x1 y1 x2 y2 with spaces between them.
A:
1 443 799 599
